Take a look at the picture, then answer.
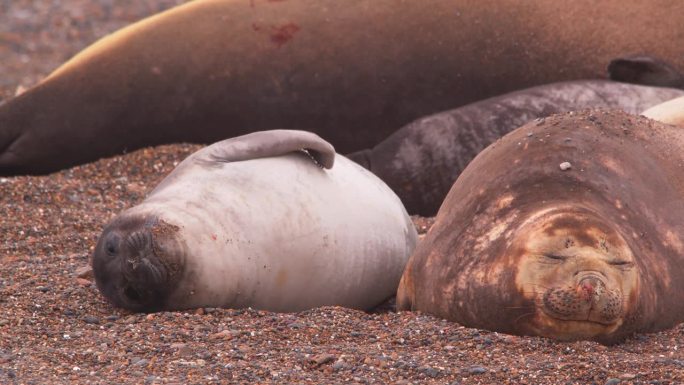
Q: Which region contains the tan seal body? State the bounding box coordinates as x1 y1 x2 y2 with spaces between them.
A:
397 110 684 344
642 95 684 128
3 0 684 175
349 80 684 215
92 130 417 312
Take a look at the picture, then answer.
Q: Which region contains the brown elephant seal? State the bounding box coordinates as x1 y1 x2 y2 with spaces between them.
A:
642 95 684 128
4 0 684 175
349 80 684 215
92 130 417 312
397 109 684 344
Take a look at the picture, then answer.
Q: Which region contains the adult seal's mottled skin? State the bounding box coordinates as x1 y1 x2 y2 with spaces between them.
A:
92 130 417 312
3 0 684 175
642 95 684 128
349 81 684 215
397 110 684 344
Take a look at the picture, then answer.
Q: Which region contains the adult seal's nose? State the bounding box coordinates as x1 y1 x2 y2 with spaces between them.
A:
577 276 604 303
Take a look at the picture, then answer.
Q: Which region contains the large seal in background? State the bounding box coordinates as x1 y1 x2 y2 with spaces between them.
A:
3 0 684 175
92 130 417 312
397 110 684 344
349 81 684 215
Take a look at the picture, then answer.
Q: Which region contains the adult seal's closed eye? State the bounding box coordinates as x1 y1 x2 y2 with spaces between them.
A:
92 130 417 313
3 0 684 175
397 110 684 344
349 80 684 215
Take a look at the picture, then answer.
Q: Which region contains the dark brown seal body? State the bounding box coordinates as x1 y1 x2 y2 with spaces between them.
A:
349 80 684 215
2 0 684 175
397 109 684 344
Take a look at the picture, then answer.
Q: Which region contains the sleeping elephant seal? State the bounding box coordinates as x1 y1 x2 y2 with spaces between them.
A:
349 80 684 215
4 0 684 175
92 130 417 312
642 95 684 128
396 109 684 344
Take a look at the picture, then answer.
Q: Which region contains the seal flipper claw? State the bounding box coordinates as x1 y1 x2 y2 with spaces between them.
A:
206 130 335 169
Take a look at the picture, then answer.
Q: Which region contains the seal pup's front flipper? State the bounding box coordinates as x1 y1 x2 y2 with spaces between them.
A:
205 130 335 169
608 55 684 89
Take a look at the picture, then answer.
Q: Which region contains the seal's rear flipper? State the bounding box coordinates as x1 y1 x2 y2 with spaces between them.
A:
206 130 336 169
608 55 684 89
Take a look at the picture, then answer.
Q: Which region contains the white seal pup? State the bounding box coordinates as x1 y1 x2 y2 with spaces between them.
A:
92 130 417 312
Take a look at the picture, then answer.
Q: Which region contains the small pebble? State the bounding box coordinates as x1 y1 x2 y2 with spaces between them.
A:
209 330 233 340
619 373 637 380
75 278 92 287
75 266 94 279
83 316 100 324
559 161 572 171
418 365 440 378
332 360 347 372
311 353 335 366
467 366 487 375
134 358 149 367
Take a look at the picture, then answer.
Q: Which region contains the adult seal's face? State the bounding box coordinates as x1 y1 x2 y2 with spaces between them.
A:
510 206 638 340
93 214 186 312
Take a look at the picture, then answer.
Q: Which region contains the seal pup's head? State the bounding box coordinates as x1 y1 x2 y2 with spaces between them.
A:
93 214 186 312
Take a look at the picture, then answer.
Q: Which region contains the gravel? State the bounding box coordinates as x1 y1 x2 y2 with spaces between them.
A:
1 1 684 384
